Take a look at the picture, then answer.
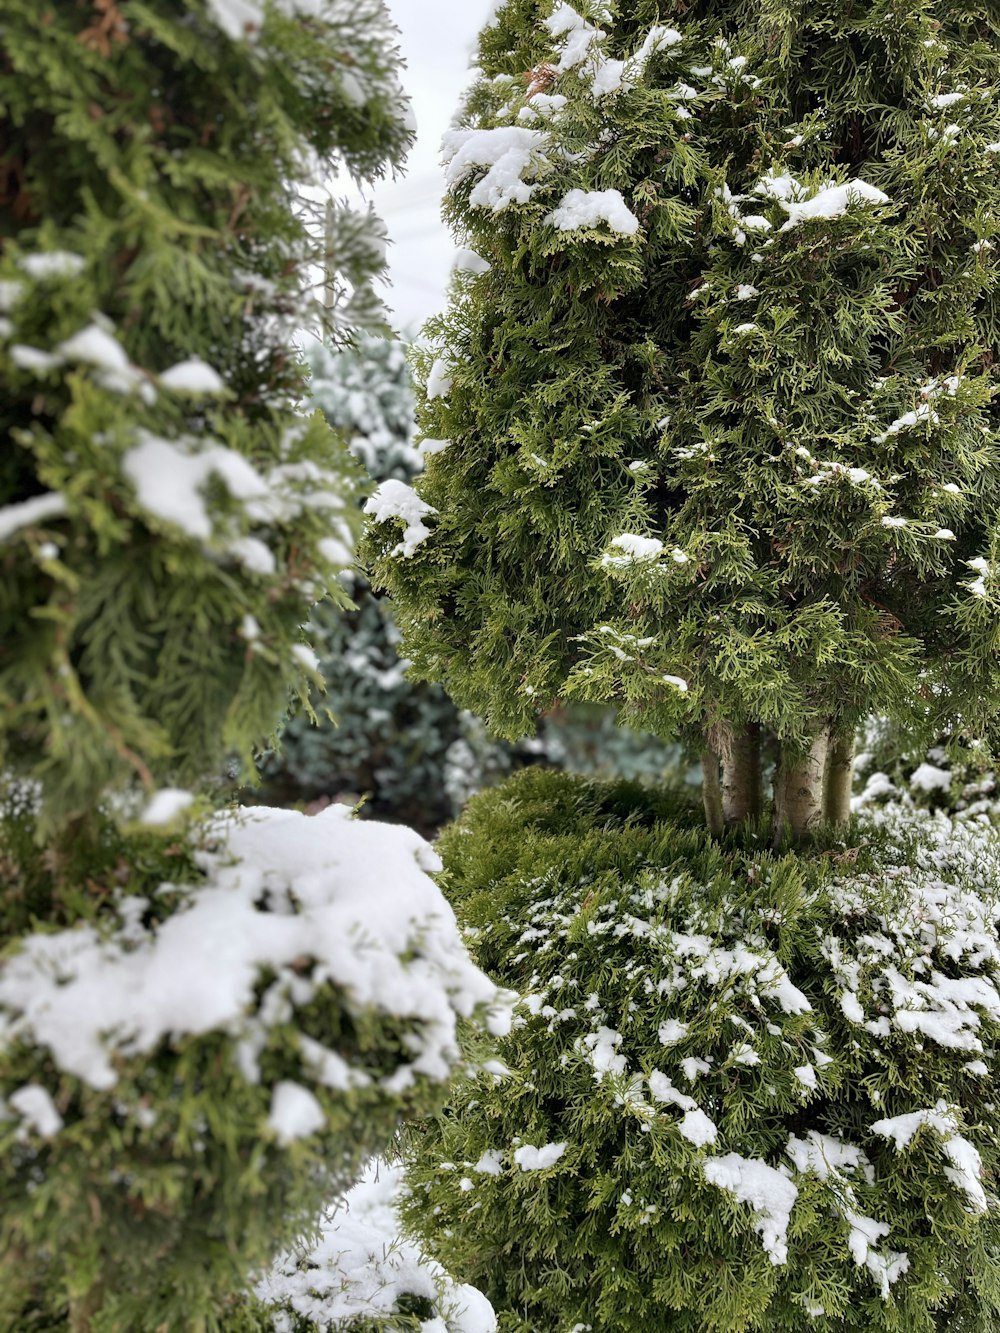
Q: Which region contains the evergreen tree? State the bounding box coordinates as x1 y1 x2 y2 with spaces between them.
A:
263 336 683 833
364 2 1000 1329
365 0 1000 845
0 4 504 1329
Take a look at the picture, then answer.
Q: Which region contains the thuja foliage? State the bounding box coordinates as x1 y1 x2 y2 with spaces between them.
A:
267 336 681 833
366 0 1000 841
260 336 467 833
0 4 506 1331
402 768 1000 1333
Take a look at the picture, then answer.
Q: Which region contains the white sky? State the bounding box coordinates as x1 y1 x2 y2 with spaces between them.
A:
365 0 495 336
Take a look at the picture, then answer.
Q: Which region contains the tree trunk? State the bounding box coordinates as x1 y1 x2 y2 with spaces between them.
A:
717 722 762 826
772 732 829 847
69 1287 102 1333
824 730 856 830
701 749 725 839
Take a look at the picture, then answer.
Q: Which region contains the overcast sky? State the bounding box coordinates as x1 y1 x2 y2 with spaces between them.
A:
364 0 495 336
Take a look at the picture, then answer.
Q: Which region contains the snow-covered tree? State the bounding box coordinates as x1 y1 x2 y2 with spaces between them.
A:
366 0 1000 845
264 337 682 832
370 3 1000 1330
0 4 506 1330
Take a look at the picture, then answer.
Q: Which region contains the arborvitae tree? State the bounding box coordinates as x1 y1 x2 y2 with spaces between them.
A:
365 0 1000 845
0 4 504 1330
263 336 682 833
366 2 1000 1329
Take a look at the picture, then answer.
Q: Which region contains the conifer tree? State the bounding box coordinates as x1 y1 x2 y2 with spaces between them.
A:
0 4 505 1330
366 0 1000 844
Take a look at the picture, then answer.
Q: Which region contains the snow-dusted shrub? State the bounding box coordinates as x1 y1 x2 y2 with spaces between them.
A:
0 4 504 1327
244 1160 495 1332
853 719 1000 825
402 769 1000 1333
0 800 508 1332
264 340 681 834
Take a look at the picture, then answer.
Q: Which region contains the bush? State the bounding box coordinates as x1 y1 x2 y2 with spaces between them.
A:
262 339 682 834
401 769 1000 1332
0 795 508 1332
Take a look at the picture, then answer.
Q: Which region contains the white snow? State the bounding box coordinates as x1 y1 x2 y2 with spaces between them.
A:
255 1160 496 1332
603 533 663 562
0 492 67 543
56 323 130 374
775 179 889 232
18 251 85 280
703 1153 798 1264
365 479 437 558
268 1080 326 1144
426 357 454 400
929 92 965 109
442 127 551 211
544 188 640 236
291 643 320 673
160 357 225 395
453 249 492 275
513 1141 567 1171
910 762 951 793
9 1084 63 1138
0 804 509 1101
139 788 194 826
122 431 269 542
473 1149 505 1176
658 1018 689 1045
679 1108 718 1147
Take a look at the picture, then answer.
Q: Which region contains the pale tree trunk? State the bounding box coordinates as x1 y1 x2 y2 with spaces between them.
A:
70 1287 102 1333
701 749 725 839
773 731 829 847
702 723 762 836
715 722 762 826
823 730 856 830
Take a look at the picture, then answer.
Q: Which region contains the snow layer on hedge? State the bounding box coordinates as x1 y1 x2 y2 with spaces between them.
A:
544 188 640 236
703 1154 797 1264
443 128 551 211
0 805 510 1114
365 478 437 557
256 1160 496 1332
824 807 1000 1053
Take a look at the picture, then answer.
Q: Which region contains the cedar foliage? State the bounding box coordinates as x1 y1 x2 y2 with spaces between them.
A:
0 5 504 1331
402 768 1000 1332
365 0 1000 841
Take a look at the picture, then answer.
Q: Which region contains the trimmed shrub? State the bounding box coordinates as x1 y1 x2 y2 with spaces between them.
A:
0 794 508 1332
401 769 1000 1332
263 338 681 834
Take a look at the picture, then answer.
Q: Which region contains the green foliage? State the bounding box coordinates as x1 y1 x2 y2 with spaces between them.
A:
0 4 508 1331
365 0 1000 760
0 0 412 834
402 768 1000 1332
264 336 682 833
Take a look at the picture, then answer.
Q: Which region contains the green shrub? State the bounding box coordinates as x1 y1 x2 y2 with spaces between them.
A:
0 2 507 1328
263 338 682 834
0 794 508 1333
401 769 1000 1332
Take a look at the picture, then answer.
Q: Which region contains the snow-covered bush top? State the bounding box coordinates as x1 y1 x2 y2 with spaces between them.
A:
251 1159 496 1332
403 770 1000 1332
0 803 511 1129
